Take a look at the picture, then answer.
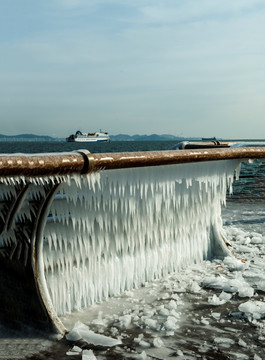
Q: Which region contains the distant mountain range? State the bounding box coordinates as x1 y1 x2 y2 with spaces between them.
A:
109 134 187 141
0 133 191 142
0 134 55 141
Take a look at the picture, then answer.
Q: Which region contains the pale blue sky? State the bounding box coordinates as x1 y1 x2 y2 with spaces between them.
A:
1 0 265 138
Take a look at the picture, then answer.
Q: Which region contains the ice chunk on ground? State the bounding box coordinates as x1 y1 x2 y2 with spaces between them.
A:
239 300 265 319
91 311 106 327
238 285 254 298
66 350 80 356
164 316 179 331
223 256 247 271
211 312 221 319
130 351 147 359
65 329 81 342
208 294 227 305
190 281 202 293
214 337 235 347
117 314 132 329
165 300 177 310
201 317 210 325
66 321 122 347
144 318 157 330
257 281 265 291
251 236 264 244
82 349 97 360
238 338 248 348
66 345 82 356
219 291 232 301
153 337 164 348
138 340 151 348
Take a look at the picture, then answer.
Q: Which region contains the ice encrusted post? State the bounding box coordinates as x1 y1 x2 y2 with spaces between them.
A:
41 160 241 319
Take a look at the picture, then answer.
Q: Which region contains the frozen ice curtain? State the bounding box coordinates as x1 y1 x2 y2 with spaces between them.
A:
40 160 240 316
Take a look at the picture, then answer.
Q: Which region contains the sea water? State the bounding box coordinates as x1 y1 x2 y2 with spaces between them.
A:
0 140 178 154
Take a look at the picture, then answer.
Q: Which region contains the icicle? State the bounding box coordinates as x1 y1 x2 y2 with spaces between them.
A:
38 159 241 316
0 159 242 318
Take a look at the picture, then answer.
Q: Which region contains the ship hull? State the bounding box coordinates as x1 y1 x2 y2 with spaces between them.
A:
67 137 109 142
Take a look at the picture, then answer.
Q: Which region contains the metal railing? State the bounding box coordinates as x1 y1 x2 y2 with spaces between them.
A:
0 146 265 177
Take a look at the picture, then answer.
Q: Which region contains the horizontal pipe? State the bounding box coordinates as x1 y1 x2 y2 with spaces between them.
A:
91 147 265 171
0 147 265 177
0 153 84 177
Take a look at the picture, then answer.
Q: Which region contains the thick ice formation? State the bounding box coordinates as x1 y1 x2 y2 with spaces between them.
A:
40 160 240 316
65 218 265 359
66 321 122 347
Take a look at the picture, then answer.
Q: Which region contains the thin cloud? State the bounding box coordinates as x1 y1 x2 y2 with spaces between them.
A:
0 0 265 137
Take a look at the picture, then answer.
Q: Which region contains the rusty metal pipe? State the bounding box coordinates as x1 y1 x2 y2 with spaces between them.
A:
91 147 265 172
0 153 84 177
0 147 265 177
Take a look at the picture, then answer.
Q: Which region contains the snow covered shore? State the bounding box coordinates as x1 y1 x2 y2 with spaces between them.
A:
1 195 265 359
57 200 265 360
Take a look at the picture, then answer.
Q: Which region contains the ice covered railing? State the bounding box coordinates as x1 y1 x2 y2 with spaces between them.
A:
0 147 265 334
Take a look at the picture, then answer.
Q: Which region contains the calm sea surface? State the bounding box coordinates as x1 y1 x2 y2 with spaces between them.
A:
0 141 178 154
0 139 264 154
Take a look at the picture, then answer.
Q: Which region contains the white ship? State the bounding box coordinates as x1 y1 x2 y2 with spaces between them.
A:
67 130 110 143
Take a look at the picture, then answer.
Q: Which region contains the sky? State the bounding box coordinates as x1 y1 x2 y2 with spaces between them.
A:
0 0 265 138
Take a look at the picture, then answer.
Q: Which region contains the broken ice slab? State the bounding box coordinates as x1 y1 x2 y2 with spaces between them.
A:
66 321 122 347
